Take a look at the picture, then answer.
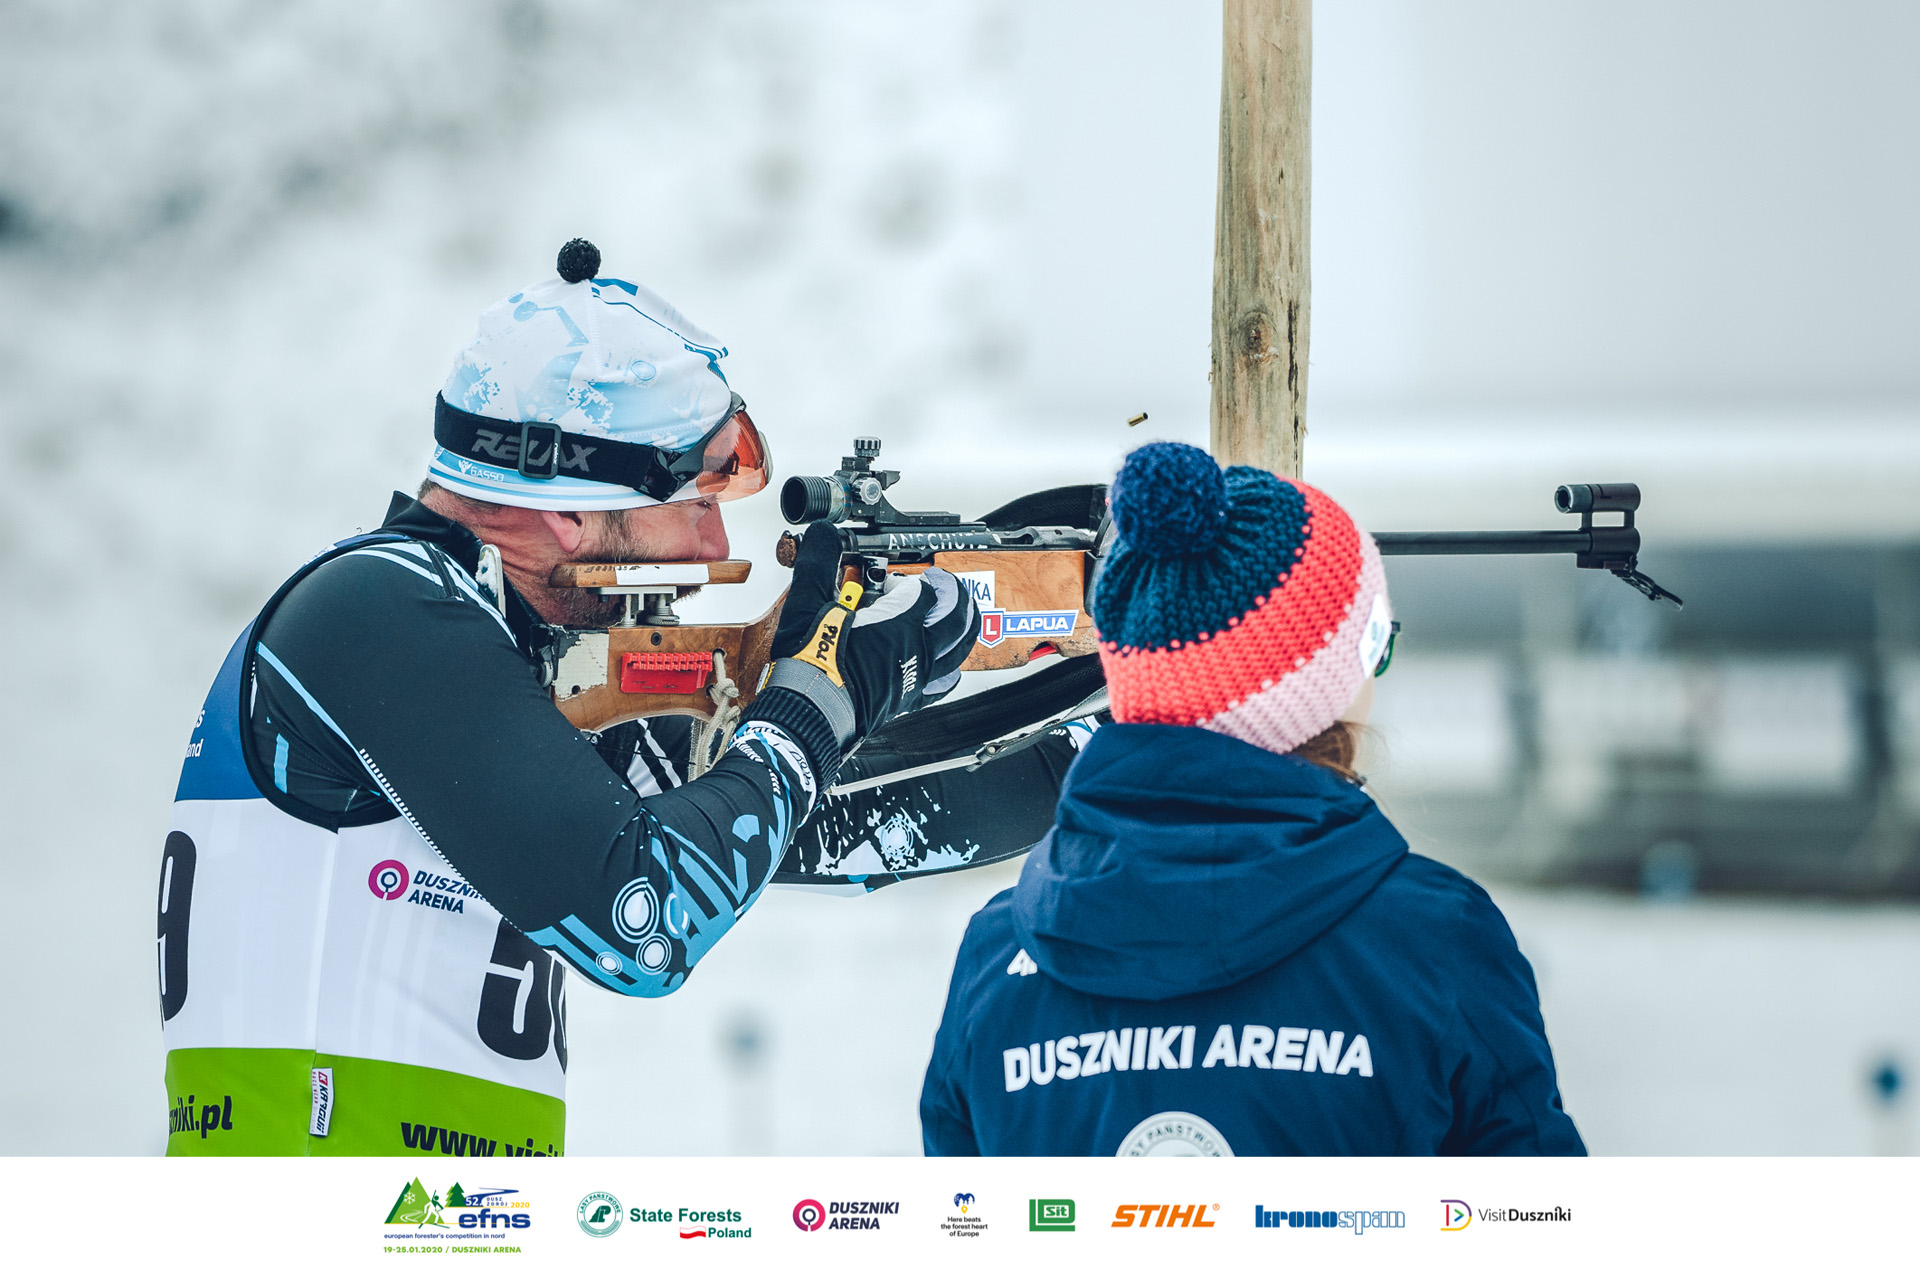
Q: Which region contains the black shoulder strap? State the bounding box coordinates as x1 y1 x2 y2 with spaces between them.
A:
857 654 1107 760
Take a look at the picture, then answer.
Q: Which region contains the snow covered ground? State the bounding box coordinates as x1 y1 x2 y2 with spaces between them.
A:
2 1 1916 1155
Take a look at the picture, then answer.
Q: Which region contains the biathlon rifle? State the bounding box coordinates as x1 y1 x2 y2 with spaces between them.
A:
541 444 1680 782
543 435 1107 738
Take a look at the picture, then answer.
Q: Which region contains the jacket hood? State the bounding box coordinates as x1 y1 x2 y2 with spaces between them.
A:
1012 722 1408 1001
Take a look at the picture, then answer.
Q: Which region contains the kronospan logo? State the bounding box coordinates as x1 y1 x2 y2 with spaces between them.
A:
1029 1199 1075 1232
1257 1205 1405 1234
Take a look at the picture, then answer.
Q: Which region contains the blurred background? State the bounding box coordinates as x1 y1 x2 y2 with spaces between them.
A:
2 0 1917 1155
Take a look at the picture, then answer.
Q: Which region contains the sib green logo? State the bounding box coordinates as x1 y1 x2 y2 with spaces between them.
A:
578 1191 624 1238
1029 1199 1075 1232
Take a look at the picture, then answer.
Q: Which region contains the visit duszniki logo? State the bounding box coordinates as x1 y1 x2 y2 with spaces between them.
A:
1443 1199 1571 1228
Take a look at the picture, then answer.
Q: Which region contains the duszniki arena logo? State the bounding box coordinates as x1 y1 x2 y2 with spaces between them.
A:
793 1199 826 1231
577 1192 623 1238
368 859 409 900
1029 1199 1075 1232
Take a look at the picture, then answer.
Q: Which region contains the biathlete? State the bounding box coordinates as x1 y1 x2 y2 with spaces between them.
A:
156 241 1095 1155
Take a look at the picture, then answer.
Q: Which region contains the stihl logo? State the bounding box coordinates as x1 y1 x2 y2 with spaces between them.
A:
471 428 596 473
1112 1204 1218 1229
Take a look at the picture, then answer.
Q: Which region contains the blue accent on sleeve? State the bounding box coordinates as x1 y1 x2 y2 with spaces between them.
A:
174 627 266 802
528 917 671 998
255 643 356 747
273 735 290 793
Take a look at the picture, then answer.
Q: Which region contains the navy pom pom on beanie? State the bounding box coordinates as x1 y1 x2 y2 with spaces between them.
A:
1093 442 1393 756
1107 441 1229 558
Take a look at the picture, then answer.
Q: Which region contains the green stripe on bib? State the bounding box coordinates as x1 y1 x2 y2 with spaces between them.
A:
164 1048 564 1156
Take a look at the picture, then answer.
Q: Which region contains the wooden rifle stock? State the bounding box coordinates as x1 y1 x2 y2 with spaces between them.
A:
547 546 1098 733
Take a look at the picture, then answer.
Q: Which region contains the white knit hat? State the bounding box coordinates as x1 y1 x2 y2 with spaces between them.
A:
428 240 739 511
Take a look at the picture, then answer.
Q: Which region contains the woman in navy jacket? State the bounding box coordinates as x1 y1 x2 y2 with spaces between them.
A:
919 443 1584 1157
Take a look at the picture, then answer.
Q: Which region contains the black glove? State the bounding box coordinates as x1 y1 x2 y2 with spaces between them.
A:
762 522 979 748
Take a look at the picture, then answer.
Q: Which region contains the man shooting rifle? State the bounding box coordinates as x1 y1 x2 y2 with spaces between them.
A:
156 240 1092 1155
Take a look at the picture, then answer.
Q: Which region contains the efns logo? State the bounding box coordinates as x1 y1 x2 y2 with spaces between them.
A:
793 1200 825 1232
1442 1200 1471 1231
369 859 409 900
386 1180 528 1231
1029 1199 1075 1232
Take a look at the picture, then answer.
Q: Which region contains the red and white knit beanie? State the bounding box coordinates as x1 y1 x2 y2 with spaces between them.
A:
1092 441 1393 755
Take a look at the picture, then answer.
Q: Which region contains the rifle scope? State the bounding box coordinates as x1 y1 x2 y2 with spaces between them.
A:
1554 482 1640 515
781 475 846 525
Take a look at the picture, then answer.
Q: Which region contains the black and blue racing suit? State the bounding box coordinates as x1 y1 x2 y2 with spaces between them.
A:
156 491 1080 1155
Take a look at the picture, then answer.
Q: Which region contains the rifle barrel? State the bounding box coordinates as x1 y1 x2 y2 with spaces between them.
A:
1372 530 1592 557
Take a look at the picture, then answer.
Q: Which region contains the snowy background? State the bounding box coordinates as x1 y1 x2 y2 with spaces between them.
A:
2 0 1918 1154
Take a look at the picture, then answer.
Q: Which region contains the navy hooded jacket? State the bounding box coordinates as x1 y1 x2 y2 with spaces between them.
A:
919 723 1585 1156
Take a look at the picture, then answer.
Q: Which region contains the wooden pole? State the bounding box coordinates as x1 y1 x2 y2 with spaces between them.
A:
1210 0 1310 477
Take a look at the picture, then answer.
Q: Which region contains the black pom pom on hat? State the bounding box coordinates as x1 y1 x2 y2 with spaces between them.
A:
556 238 601 284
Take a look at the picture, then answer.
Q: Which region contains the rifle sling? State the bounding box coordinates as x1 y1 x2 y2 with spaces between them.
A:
854 653 1106 760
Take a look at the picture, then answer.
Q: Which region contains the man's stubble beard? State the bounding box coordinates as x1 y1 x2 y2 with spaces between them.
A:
548 507 700 629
